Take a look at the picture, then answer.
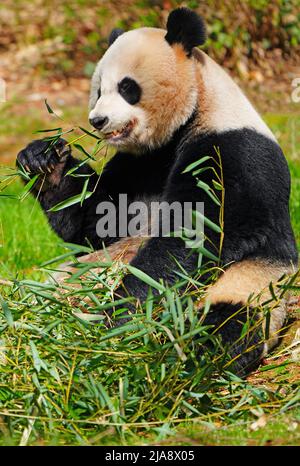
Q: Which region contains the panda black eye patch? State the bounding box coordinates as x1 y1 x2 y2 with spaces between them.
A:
118 77 141 105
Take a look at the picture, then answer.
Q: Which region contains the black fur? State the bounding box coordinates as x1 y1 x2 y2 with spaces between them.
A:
17 124 297 276
108 28 124 46
203 302 265 377
17 138 70 175
17 113 297 376
165 8 206 56
118 77 142 105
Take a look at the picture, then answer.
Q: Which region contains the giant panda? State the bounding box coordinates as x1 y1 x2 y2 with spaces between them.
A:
16 8 298 376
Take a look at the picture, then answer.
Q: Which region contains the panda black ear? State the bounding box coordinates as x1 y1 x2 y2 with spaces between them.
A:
165 8 206 56
108 28 124 47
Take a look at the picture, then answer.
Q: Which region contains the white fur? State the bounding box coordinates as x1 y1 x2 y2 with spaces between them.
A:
89 27 276 152
89 30 156 149
89 31 149 149
89 28 197 151
196 51 277 142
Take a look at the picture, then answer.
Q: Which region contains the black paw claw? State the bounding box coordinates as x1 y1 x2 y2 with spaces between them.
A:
16 138 70 176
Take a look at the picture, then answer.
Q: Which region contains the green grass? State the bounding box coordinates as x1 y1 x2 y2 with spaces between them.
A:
0 263 298 446
0 180 65 280
146 410 300 446
264 113 300 248
0 111 299 446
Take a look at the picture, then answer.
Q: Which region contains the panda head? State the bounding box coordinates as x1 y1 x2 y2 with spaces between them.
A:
89 8 206 152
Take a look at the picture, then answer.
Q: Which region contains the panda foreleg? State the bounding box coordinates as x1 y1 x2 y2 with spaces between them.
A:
16 138 106 246
113 236 198 305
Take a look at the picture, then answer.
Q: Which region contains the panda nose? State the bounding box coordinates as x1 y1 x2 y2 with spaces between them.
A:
89 116 109 130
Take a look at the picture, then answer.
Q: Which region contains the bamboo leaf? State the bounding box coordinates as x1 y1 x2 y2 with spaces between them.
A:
127 265 166 292
79 126 102 140
30 340 47 373
34 127 62 133
193 210 223 233
197 180 221 206
1 299 14 327
212 179 223 191
44 99 54 114
66 157 90 176
48 191 93 212
19 174 40 200
196 245 219 262
182 156 211 173
99 323 141 342
74 143 96 160
192 166 211 176
80 179 90 206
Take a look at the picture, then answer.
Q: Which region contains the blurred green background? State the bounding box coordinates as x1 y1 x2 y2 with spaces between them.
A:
1 0 299 80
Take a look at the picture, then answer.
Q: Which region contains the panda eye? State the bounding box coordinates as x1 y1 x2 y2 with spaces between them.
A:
97 88 101 99
118 77 141 105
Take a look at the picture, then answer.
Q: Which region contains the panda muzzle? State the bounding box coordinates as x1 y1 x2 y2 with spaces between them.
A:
103 120 136 140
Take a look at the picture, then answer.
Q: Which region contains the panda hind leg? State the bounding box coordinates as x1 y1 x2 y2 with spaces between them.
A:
200 259 293 376
202 302 264 377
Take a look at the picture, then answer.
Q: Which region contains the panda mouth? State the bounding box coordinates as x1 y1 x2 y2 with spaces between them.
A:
104 120 135 141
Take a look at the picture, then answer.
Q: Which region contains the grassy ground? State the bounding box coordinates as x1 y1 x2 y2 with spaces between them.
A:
0 104 299 446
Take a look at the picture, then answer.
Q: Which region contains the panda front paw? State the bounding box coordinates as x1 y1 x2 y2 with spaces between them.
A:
17 138 71 176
